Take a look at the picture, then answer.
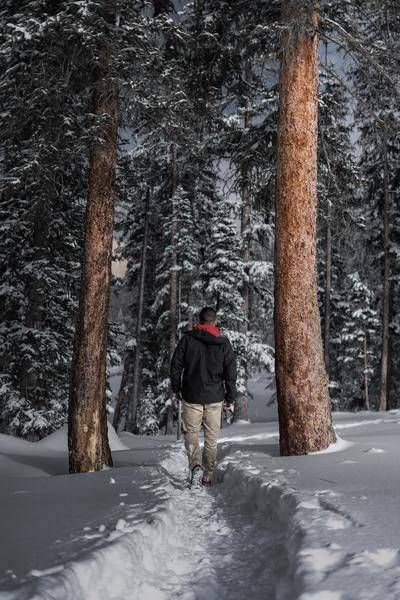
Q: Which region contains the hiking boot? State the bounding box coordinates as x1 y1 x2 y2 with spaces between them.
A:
189 465 203 488
201 475 214 488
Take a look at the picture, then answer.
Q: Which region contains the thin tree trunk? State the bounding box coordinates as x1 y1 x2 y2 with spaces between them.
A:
324 199 332 373
234 62 251 423
240 62 252 335
68 0 117 473
166 143 178 434
127 187 151 431
274 0 336 456
176 273 182 440
379 137 390 411
363 330 370 411
113 348 134 432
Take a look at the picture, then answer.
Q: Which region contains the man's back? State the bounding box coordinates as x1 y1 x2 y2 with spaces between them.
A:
170 327 237 405
170 307 237 487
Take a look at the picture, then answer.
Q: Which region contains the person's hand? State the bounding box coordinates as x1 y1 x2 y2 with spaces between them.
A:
175 391 183 402
223 400 233 411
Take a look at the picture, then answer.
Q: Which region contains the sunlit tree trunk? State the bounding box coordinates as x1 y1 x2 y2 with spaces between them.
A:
274 0 336 455
68 0 117 473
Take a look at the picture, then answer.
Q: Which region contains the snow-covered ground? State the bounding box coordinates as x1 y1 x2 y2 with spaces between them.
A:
1 410 400 599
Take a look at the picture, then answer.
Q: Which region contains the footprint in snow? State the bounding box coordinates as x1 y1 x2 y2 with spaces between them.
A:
298 546 349 579
350 548 400 568
364 447 386 454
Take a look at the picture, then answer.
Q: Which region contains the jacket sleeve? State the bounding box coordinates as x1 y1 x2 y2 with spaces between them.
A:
170 336 188 393
223 339 237 402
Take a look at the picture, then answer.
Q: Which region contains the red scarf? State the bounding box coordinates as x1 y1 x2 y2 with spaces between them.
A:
193 324 221 337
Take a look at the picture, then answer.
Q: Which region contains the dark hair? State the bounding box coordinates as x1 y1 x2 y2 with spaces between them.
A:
199 306 217 324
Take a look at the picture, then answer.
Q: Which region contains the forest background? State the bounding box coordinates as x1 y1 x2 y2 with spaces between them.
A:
0 0 399 445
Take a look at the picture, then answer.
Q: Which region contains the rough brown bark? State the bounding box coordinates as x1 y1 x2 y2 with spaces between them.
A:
68 1 117 473
379 137 390 411
274 0 336 455
127 188 151 431
322 41 331 375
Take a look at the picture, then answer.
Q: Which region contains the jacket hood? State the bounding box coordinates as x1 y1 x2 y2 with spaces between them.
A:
187 330 226 346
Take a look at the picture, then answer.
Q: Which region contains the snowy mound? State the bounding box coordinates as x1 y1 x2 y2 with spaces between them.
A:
107 422 129 451
0 422 128 454
37 422 128 452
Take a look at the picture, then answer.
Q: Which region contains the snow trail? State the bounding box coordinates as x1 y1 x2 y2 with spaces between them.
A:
154 446 288 600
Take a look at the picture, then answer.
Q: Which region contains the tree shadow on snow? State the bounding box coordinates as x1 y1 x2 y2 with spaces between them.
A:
3 452 69 476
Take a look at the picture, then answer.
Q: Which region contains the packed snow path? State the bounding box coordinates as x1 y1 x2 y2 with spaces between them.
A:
152 449 288 600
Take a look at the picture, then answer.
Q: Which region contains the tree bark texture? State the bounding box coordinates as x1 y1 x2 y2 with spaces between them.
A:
378 137 390 411
127 188 151 431
68 1 117 472
274 0 336 455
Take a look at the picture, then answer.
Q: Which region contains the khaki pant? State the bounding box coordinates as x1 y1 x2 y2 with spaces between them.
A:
182 401 222 478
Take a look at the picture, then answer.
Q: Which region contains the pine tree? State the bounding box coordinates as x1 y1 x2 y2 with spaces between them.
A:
137 386 159 436
68 0 118 473
0 1 90 438
315 41 360 409
334 273 380 411
274 0 335 455
350 0 400 411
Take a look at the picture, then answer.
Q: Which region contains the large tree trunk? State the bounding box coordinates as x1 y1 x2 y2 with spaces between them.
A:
127 187 151 431
68 0 117 473
321 42 332 375
379 137 390 411
274 0 336 456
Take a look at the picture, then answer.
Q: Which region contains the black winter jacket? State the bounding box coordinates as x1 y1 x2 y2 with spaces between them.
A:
170 330 237 404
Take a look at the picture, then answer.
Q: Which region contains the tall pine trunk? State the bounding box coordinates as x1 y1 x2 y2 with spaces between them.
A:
127 188 151 431
324 200 332 373
274 0 336 455
235 62 251 423
166 143 178 434
112 348 133 432
68 0 117 473
379 136 390 411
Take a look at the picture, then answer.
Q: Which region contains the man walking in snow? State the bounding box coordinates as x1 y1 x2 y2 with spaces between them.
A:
170 307 237 487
